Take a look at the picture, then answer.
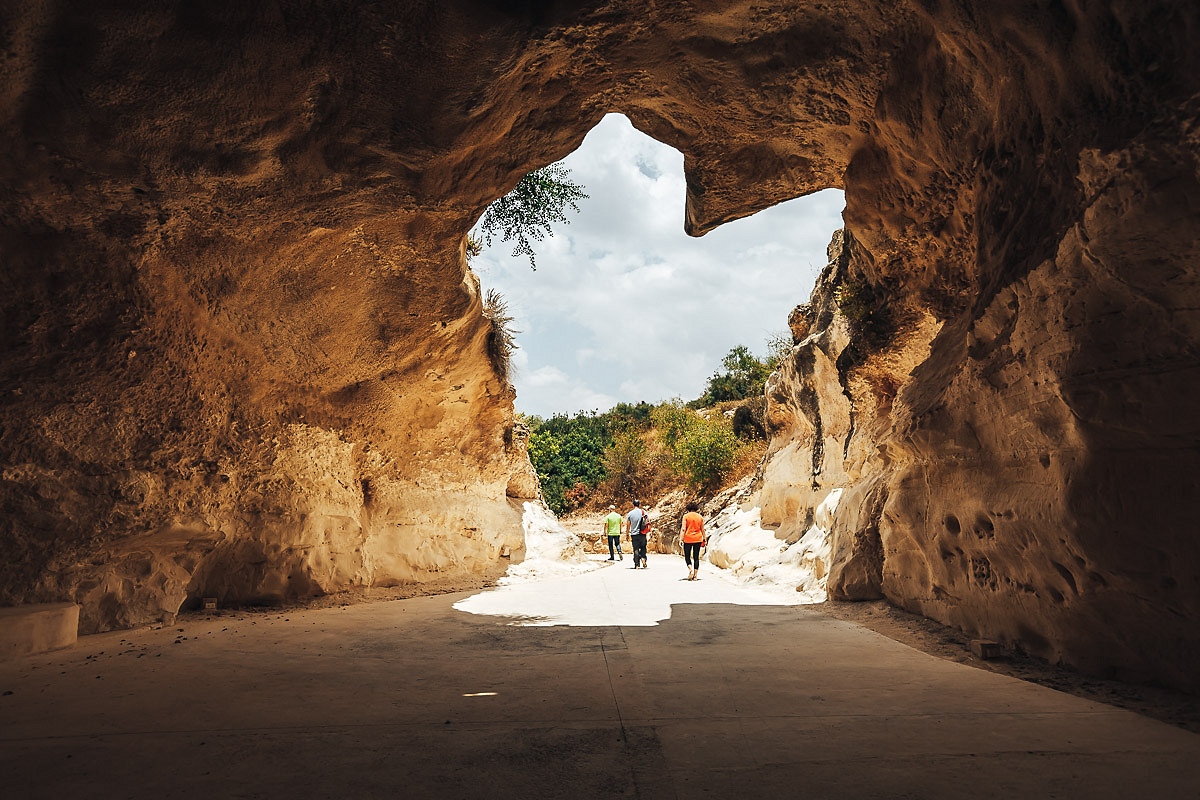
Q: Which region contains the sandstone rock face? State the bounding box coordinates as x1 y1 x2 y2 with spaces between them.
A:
1 2 1198 688
745 3 1200 691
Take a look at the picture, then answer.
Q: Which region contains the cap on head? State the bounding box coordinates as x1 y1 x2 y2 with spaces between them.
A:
633 500 641 507
608 504 616 510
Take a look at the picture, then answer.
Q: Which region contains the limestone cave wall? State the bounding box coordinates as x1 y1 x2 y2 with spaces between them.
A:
751 2 1200 690
1 1 1198 688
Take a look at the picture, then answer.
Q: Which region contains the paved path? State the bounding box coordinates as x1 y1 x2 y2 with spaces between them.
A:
453 552 801 626
2 559 1197 799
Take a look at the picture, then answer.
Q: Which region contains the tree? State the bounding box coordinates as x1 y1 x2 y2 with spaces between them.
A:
691 345 773 407
473 163 588 269
527 416 608 514
527 431 566 512
606 401 654 432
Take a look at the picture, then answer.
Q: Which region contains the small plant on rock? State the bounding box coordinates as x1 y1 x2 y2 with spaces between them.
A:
834 276 894 350
483 288 519 381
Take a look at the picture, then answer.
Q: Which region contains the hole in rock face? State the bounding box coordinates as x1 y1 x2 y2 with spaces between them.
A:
944 515 961 535
973 514 995 538
472 113 844 417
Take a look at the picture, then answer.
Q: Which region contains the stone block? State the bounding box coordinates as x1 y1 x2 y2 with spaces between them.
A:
970 639 1005 660
0 603 80 660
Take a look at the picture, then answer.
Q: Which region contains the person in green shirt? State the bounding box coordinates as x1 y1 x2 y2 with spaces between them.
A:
603 504 624 561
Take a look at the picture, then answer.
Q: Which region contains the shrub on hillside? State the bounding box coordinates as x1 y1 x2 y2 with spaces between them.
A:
672 415 741 490
834 276 895 350
607 401 654 432
650 399 694 448
602 429 654 499
563 481 593 511
483 288 519 381
523 339 782 511
764 329 794 367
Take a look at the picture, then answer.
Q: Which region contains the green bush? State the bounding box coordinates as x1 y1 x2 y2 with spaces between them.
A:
650 399 694 448
672 415 741 490
526 412 616 513
834 279 874 325
523 340 782 509
606 401 654 432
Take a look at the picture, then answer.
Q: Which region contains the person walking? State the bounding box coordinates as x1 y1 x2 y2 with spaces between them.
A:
680 501 706 581
603 504 624 561
625 500 649 569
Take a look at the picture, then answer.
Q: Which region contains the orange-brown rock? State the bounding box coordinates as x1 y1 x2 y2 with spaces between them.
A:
1 2 1198 690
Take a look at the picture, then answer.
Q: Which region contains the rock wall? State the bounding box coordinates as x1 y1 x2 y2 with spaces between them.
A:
0 1 548 631
748 3 1200 690
1 1 1198 688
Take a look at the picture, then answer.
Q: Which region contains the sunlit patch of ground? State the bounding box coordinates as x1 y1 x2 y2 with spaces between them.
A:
454 502 812 626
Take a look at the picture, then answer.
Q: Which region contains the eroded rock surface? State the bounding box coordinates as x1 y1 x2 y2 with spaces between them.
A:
1 1 1198 688
748 2 1200 691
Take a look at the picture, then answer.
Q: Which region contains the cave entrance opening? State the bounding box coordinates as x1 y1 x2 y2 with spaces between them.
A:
469 112 845 609
472 112 845 419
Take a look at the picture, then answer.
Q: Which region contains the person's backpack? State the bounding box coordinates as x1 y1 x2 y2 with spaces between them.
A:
639 511 652 534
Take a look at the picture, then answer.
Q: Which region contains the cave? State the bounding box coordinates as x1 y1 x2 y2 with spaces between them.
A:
2 0 1199 709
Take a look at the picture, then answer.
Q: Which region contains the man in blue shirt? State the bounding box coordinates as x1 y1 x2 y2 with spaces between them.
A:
625 500 649 569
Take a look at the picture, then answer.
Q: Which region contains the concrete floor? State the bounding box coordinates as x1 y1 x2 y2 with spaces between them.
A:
2 573 1198 799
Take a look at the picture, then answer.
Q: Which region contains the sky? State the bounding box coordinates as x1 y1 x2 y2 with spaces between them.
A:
470 113 846 418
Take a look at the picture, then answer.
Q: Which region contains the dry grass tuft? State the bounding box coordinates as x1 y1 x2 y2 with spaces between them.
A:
483 288 519 381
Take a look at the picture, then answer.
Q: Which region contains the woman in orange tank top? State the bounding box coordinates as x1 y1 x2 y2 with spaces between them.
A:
680 502 706 581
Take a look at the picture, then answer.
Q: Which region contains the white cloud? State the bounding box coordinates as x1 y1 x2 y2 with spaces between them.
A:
525 365 570 387
473 113 844 418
